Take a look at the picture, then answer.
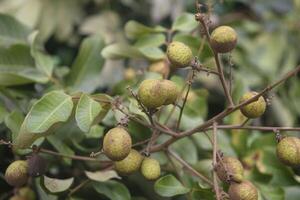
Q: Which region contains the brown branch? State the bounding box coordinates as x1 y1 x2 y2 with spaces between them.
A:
68 179 90 197
168 149 214 187
207 125 300 132
196 13 234 107
212 122 221 200
150 65 300 152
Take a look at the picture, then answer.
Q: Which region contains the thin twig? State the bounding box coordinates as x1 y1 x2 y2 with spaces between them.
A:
150 65 300 152
212 122 221 200
68 179 90 197
168 149 213 187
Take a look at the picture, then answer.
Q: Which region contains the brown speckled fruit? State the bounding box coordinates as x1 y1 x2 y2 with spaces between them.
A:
161 80 179 105
114 149 143 174
276 137 300 166
216 156 244 183
148 60 170 78
5 160 29 187
239 92 266 118
167 41 193 68
210 26 237 53
18 187 36 200
103 127 132 161
141 157 161 180
138 79 167 109
229 181 258 200
138 79 179 109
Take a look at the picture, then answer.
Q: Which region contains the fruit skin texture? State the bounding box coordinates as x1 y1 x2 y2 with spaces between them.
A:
103 127 132 161
141 157 161 180
216 156 244 183
166 41 193 68
5 160 29 187
229 181 258 200
18 187 36 200
148 60 170 78
138 79 179 109
114 149 144 174
276 137 300 166
239 92 266 118
210 26 237 53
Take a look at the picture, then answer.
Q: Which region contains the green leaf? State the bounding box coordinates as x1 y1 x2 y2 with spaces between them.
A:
47 135 75 165
124 20 166 39
256 183 284 200
42 176 74 194
4 110 24 140
67 36 105 93
86 125 104 138
0 14 31 47
75 94 102 132
23 90 73 134
29 31 55 77
93 180 131 200
85 170 121 182
138 47 165 61
172 13 198 32
134 33 165 48
171 137 198 164
0 44 49 86
154 175 190 197
101 43 143 59
0 102 8 124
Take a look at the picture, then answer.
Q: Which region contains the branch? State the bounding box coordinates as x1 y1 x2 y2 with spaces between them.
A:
168 149 213 187
196 13 234 107
207 125 300 132
212 122 221 200
150 65 300 152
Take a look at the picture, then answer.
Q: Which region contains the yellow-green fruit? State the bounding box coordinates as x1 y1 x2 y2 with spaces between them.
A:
5 160 29 187
167 41 193 68
124 68 136 80
9 196 26 200
138 79 167 109
114 149 144 174
138 79 179 109
18 187 36 200
239 92 266 118
141 157 161 180
148 61 170 78
276 137 300 166
228 181 258 200
103 127 132 161
161 80 179 105
216 156 244 183
210 26 237 53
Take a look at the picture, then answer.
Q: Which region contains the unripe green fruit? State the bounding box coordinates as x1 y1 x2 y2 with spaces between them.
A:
5 160 29 187
210 26 237 53
114 149 143 174
276 137 300 166
18 187 36 200
138 79 179 109
162 80 179 105
103 127 132 161
138 79 167 109
124 68 136 80
228 181 258 200
216 156 244 183
239 92 266 118
9 196 26 200
148 61 170 78
141 157 161 180
167 41 193 68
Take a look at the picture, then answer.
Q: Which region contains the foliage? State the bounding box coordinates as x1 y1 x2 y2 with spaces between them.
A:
0 0 299 199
